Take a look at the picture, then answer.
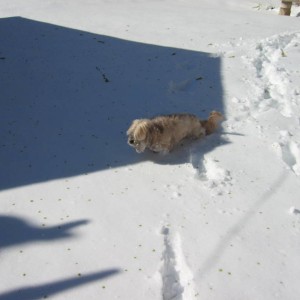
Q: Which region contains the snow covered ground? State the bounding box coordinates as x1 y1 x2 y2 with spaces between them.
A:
0 1 300 299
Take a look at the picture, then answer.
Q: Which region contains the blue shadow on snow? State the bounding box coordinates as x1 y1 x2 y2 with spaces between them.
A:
0 17 225 190
0 269 121 300
0 215 89 249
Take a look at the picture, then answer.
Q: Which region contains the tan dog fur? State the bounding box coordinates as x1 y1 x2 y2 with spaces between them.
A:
127 111 223 153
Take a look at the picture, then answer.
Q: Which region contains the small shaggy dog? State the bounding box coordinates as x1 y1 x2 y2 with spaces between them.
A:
127 111 223 153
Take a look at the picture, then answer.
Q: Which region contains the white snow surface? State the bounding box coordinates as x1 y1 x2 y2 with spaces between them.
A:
0 1 300 299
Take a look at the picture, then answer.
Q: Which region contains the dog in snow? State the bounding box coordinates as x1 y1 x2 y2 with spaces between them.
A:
127 111 223 153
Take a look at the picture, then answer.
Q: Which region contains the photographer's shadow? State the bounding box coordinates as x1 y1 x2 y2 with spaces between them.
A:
0 215 89 249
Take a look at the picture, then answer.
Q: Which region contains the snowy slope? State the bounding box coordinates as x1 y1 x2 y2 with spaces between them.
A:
0 1 300 299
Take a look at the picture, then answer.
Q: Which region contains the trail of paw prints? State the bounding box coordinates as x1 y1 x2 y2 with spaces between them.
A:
195 156 233 196
251 34 296 118
271 131 300 176
160 226 197 300
229 33 300 120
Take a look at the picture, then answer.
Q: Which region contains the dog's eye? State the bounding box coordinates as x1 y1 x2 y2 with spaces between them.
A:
129 139 134 144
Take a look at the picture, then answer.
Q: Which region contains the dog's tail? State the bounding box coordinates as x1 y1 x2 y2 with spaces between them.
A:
201 111 224 135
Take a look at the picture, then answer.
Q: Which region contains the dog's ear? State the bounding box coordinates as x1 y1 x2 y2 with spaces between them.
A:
126 120 138 135
133 119 150 141
127 119 140 136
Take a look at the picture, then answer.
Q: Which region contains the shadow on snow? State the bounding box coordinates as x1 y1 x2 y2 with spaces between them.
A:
0 269 121 300
0 17 226 190
0 215 89 249
0 215 120 300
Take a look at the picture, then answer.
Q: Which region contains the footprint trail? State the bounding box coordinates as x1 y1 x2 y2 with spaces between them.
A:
160 226 197 300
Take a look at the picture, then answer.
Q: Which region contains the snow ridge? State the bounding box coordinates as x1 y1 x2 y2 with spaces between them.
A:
160 227 196 300
245 32 300 117
229 32 300 177
246 32 300 176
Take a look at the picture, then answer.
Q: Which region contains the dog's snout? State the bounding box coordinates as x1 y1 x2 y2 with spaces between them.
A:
129 139 134 145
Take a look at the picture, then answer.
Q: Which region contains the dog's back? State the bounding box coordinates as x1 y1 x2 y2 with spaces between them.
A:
150 113 205 146
152 111 222 139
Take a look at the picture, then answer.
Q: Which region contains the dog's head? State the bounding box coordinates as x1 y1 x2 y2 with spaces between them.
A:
127 119 150 153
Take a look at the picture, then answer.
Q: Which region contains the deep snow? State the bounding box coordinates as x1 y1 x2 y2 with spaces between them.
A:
0 1 300 299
